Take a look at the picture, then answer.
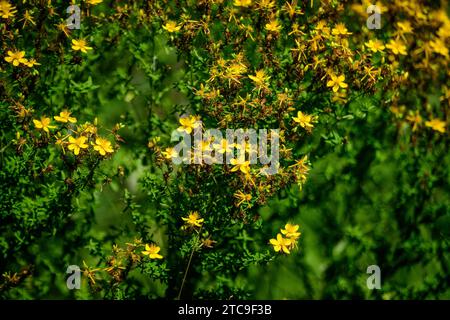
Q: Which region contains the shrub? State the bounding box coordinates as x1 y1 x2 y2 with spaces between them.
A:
0 0 448 299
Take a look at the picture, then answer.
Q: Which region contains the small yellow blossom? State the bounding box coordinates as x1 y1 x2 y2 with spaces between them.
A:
57 22 70 37
86 0 103 5
248 69 270 90
24 58 40 68
93 137 114 156
289 155 310 185
234 0 252 7
201 237 217 249
33 117 56 133
177 115 201 134
20 10 35 27
55 132 68 154
269 233 292 254
425 118 446 133
80 122 98 135
265 20 282 33
71 39 93 53
281 223 301 240
386 39 407 55
429 39 449 58
4 50 27 66
182 211 204 229
163 20 182 33
233 190 252 207
161 147 178 159
292 111 315 130
54 110 77 123
230 158 250 174
397 21 413 34
0 0 16 19
68 136 89 155
327 74 348 92
406 111 422 132
365 39 385 53
142 244 163 259
332 23 351 36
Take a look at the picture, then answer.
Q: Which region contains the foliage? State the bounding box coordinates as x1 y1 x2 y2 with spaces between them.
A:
0 0 449 299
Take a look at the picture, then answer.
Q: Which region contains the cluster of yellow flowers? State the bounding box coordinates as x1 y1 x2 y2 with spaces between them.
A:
4 50 40 68
82 239 163 286
269 223 301 255
32 110 115 157
351 0 448 135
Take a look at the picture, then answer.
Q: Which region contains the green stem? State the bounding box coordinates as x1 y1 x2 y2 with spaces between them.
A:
176 225 203 300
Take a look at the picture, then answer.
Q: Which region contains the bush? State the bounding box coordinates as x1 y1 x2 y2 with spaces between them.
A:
0 0 449 299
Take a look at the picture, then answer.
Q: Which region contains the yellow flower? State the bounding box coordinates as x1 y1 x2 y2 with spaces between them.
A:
0 0 16 19
20 10 35 27
223 61 248 84
93 137 114 156
230 158 250 174
163 20 182 33
71 39 93 53
177 115 201 134
327 74 348 92
54 110 77 123
233 190 252 207
68 136 89 155
429 39 449 58
425 118 446 133
234 0 252 7
386 39 407 55
332 23 351 36
292 111 315 130
248 69 270 90
269 233 292 254
265 20 282 33
397 21 413 34
161 147 178 159
23 58 40 68
80 122 98 135
365 39 385 53
289 155 310 185
142 244 163 259
281 223 301 240
33 117 56 133
182 211 204 229
406 111 422 132
86 0 103 5
213 139 234 154
201 237 217 249
57 22 70 37
55 132 68 154
4 50 27 66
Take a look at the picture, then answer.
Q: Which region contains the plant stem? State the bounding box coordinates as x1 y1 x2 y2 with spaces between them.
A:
176 226 202 300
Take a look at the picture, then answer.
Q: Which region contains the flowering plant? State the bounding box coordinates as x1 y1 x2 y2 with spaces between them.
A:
0 0 448 300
